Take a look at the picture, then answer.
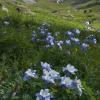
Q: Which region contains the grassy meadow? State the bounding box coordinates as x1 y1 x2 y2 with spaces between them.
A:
0 0 100 100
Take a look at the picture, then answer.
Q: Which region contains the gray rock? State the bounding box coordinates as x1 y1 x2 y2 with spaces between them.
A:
23 0 37 4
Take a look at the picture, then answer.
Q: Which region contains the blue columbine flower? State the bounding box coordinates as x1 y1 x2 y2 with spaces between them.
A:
65 40 71 45
60 76 73 88
46 34 55 41
46 34 55 46
72 77 83 96
65 31 74 38
66 31 72 36
49 39 55 46
32 37 36 42
42 69 55 84
92 38 97 44
23 69 38 81
57 40 64 50
49 69 60 79
47 32 51 35
63 64 78 75
36 89 52 100
87 35 97 44
73 29 80 35
61 76 83 96
40 29 45 34
81 43 89 51
41 62 51 71
73 38 80 45
42 67 60 84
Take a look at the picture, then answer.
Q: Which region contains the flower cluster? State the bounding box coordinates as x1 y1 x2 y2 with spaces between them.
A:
32 23 97 51
65 29 97 51
61 76 83 96
41 62 60 84
22 23 97 99
23 62 83 99
85 35 97 44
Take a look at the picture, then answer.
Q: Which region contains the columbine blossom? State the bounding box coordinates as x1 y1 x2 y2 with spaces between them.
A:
72 77 83 96
41 30 45 34
38 23 50 35
46 35 55 42
39 27 47 35
23 69 38 81
87 35 97 44
41 62 60 79
50 39 55 46
36 89 52 100
46 35 55 46
63 64 78 75
75 29 80 34
81 43 89 51
60 76 73 88
47 32 51 35
57 40 64 50
66 31 72 36
42 68 60 84
61 76 83 96
73 38 80 45
42 69 55 84
65 40 71 45
32 37 36 42
92 38 97 44
74 29 80 35
49 69 60 79
66 31 74 38
41 62 51 71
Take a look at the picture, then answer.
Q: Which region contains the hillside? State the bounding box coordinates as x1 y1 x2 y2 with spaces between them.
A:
0 0 100 100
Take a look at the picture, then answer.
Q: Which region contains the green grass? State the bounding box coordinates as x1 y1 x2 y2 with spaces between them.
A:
0 0 100 100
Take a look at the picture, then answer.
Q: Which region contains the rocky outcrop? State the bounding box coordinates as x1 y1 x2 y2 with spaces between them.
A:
23 0 37 4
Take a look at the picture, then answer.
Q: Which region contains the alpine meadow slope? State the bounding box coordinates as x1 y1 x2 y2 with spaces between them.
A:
0 0 100 100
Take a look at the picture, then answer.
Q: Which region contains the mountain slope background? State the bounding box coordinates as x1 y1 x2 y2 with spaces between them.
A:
0 0 100 100
1 0 100 29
